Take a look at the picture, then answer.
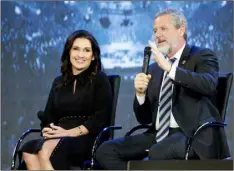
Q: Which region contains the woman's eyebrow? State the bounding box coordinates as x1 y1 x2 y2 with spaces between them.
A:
72 45 92 49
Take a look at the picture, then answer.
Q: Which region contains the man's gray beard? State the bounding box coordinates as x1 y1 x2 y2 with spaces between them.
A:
158 45 171 56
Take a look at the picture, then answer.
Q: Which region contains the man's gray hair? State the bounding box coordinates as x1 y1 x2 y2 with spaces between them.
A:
154 9 187 40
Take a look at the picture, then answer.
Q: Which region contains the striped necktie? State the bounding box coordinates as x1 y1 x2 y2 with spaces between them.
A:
156 58 176 142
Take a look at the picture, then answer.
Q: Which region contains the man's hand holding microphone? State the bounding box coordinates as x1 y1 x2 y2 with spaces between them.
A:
134 46 152 97
134 73 151 97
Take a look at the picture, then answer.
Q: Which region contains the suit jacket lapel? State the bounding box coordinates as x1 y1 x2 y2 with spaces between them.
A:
172 44 191 103
178 44 191 67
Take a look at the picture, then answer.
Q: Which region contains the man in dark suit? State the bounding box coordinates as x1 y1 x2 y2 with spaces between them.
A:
96 9 230 170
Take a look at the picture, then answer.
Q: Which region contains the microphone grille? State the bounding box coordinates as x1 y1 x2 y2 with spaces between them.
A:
144 46 151 56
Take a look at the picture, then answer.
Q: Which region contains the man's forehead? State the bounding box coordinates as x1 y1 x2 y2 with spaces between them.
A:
153 21 172 28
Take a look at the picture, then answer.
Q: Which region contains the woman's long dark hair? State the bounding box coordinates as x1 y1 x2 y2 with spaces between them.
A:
60 30 102 86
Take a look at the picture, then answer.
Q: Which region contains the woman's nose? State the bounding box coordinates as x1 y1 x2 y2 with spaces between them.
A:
78 50 85 57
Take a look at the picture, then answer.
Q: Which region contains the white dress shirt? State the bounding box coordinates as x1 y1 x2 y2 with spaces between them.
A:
137 43 186 130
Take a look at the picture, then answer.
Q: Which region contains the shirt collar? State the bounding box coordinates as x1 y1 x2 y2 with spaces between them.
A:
168 42 186 61
72 68 92 84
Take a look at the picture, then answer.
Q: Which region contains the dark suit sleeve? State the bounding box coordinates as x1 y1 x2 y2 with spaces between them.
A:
133 94 152 124
174 49 219 96
83 72 113 135
133 64 156 124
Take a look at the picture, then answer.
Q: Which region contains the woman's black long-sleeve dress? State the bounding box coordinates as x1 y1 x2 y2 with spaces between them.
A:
20 70 113 169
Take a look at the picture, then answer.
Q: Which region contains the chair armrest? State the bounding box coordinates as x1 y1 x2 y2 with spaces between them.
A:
90 126 122 169
185 121 227 160
125 124 150 137
11 128 41 170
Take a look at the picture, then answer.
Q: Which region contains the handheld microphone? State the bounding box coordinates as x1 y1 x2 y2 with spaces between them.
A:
142 46 151 74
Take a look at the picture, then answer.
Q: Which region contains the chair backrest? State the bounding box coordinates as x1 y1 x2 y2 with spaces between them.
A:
107 74 121 139
215 72 233 121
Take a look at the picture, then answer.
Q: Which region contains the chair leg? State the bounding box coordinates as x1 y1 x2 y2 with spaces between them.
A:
17 161 27 170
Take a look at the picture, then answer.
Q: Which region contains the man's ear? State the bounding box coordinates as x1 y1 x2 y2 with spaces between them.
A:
179 25 186 37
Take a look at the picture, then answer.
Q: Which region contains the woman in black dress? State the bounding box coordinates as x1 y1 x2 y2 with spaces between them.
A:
20 30 113 170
